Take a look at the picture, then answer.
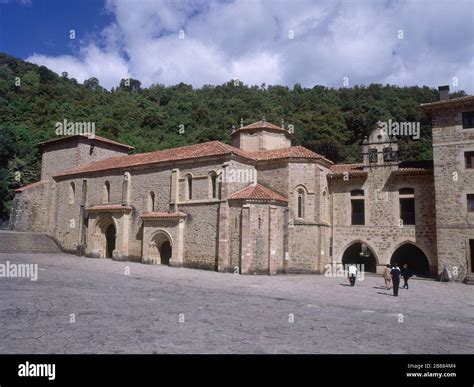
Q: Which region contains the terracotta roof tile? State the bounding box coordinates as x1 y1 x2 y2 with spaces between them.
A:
141 212 187 219
330 164 364 173
329 164 367 179
392 168 432 176
249 146 333 164
420 95 474 110
228 183 288 203
40 134 134 149
54 141 332 177
15 181 45 193
55 141 239 177
232 120 289 135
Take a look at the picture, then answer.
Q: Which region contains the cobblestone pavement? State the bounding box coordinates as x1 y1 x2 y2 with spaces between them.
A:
0 253 473 354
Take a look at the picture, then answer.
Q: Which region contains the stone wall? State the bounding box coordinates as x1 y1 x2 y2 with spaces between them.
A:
41 140 80 181
232 130 291 151
254 161 288 196
431 107 474 273
41 137 128 181
240 203 286 274
330 169 437 273
9 182 50 232
287 224 320 273
52 178 83 252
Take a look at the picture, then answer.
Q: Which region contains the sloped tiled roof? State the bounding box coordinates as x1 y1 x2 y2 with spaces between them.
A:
228 183 288 204
392 168 432 176
54 140 332 178
420 95 474 110
40 134 134 149
249 146 333 164
232 120 289 135
141 212 187 219
330 164 364 173
329 164 367 178
329 161 433 178
55 141 244 177
14 181 45 193
393 160 433 176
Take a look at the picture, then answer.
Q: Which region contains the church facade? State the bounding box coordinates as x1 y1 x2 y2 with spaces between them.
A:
9 93 474 280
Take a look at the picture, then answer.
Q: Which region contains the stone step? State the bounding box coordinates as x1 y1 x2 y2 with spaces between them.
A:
0 231 61 254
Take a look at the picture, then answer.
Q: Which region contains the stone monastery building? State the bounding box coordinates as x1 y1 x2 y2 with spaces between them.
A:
9 92 474 279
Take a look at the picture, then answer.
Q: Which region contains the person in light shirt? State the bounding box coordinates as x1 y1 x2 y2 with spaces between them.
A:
347 264 358 287
382 264 392 289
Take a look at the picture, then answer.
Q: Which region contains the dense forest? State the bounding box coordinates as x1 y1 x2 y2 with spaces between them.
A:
0 52 468 219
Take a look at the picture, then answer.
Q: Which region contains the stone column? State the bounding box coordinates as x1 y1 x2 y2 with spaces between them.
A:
283 208 290 274
268 205 278 275
240 204 251 274
170 218 185 268
170 169 180 211
217 162 230 272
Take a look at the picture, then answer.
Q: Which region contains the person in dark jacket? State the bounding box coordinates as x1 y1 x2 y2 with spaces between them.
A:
390 265 401 296
401 264 412 289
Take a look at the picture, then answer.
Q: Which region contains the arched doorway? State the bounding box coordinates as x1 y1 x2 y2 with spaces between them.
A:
160 240 172 265
149 231 173 265
390 243 430 277
105 224 116 258
341 242 377 273
91 216 118 258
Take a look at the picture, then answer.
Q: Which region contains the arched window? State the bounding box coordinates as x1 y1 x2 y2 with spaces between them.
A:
69 182 75 204
148 191 155 212
297 188 305 218
209 171 218 199
103 181 111 203
186 174 193 200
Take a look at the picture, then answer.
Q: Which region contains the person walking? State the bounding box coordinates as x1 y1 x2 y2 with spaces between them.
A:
401 264 412 289
390 264 401 296
383 264 392 289
348 264 358 286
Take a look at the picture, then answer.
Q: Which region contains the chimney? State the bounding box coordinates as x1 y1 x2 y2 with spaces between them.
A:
438 85 449 101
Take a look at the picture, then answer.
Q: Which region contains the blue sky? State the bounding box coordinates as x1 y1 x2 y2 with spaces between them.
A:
0 0 473 92
0 0 113 58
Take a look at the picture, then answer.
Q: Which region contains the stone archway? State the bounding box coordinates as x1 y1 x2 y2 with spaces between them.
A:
341 241 378 273
91 216 118 258
149 231 173 265
390 243 430 277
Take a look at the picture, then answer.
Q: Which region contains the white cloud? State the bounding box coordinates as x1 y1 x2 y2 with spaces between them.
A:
27 45 130 88
25 0 474 92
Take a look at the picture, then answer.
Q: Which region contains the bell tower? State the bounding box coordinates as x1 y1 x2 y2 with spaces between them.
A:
362 123 398 170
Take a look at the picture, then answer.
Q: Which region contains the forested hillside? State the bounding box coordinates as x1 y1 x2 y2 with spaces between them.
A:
0 53 468 218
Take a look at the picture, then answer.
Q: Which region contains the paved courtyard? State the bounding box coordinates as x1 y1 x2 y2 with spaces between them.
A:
0 253 473 354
